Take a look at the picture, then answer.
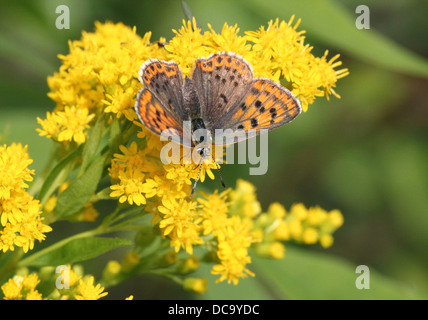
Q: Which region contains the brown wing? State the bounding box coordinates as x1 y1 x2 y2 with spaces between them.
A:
134 88 185 144
191 52 253 130
216 78 302 144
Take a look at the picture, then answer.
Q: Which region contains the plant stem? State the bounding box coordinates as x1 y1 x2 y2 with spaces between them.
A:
0 250 24 284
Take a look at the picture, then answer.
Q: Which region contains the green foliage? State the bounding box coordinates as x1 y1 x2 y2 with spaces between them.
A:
20 237 132 268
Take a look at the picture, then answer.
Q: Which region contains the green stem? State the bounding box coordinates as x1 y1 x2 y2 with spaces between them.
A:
28 143 59 197
0 250 24 284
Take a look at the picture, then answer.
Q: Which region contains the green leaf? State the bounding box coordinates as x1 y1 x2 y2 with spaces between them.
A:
79 113 106 176
19 237 132 267
251 247 425 299
55 153 107 219
239 0 428 77
198 247 426 299
108 116 122 153
37 146 82 205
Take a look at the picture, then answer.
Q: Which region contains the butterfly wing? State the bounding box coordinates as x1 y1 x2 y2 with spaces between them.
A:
136 59 190 144
191 52 301 144
191 52 253 130
222 78 302 132
135 89 185 144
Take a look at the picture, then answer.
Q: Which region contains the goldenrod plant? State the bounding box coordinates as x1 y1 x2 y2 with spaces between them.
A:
0 16 346 299
2 0 427 300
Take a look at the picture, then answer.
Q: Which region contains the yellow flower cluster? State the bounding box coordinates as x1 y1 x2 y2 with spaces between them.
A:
253 202 344 259
0 143 51 253
1 273 42 300
224 179 344 262
37 21 166 145
1 267 108 300
246 17 349 110
34 19 346 287
155 188 256 285
109 139 217 207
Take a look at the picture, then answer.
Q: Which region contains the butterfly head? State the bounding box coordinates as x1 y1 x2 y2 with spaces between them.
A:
196 145 211 160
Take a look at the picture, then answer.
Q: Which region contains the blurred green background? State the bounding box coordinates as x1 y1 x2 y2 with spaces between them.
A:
1 0 427 299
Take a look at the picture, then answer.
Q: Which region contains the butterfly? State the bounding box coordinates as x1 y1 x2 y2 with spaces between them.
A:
135 52 302 197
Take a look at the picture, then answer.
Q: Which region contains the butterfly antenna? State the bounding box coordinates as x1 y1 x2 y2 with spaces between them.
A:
211 154 226 189
190 158 204 198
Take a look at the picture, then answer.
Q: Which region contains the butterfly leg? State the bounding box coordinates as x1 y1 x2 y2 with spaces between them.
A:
190 157 204 198
211 153 226 189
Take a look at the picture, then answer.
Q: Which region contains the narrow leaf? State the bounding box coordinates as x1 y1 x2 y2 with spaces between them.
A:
79 113 106 176
55 153 107 219
240 0 428 77
37 146 81 205
20 237 132 267
252 247 425 299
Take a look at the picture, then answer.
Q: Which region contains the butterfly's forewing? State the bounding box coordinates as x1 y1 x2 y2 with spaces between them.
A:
136 59 189 144
191 52 253 130
221 78 302 133
135 89 184 144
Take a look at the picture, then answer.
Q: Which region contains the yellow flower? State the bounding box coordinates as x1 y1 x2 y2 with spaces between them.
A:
302 227 319 244
165 18 212 77
38 106 95 145
327 209 344 228
0 143 34 200
267 202 287 219
25 290 42 300
320 234 334 248
56 106 95 144
274 220 290 241
269 241 286 259
103 85 140 121
80 203 99 222
211 216 255 285
164 250 179 265
39 21 167 145
229 179 262 219
0 144 51 253
183 278 208 294
245 17 349 111
75 276 108 300
36 112 60 140
110 169 148 205
198 189 230 236
178 256 200 274
206 23 252 57
121 250 140 272
103 260 122 281
1 273 43 300
158 197 203 254
273 203 343 247
1 277 22 300
17 200 53 253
